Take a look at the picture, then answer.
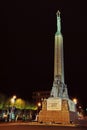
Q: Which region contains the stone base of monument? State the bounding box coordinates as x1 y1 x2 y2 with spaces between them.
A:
38 97 78 124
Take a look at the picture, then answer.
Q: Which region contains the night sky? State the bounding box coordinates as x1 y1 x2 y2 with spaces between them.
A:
0 1 87 108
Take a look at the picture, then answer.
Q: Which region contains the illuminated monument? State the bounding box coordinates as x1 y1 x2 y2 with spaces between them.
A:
38 11 78 124
50 10 68 99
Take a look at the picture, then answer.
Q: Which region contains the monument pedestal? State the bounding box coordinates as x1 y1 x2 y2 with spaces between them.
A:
38 98 78 124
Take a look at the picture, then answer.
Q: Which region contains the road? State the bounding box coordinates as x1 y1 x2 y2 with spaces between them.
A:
0 123 87 130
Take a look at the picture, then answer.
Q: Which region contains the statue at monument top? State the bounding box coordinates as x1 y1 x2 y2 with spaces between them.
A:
56 10 61 34
56 10 61 16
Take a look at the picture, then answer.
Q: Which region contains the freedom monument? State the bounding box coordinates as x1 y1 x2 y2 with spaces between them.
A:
38 11 78 124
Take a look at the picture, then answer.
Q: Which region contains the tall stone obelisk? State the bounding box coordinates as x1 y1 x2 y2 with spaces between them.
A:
54 11 64 83
38 11 78 124
50 11 68 98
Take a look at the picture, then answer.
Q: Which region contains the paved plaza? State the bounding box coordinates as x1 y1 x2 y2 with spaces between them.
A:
0 120 87 130
0 123 87 130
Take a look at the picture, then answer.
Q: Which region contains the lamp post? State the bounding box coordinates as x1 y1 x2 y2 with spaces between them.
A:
9 95 17 121
35 102 41 121
37 102 41 114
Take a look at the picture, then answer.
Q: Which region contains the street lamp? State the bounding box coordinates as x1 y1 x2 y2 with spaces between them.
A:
37 102 41 107
9 95 17 121
37 102 41 114
11 95 17 106
73 98 77 104
13 95 16 100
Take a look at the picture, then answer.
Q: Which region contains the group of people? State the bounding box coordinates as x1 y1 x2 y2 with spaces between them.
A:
0 108 33 122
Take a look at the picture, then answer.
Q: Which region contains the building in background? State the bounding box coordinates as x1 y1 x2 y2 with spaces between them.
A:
32 91 50 103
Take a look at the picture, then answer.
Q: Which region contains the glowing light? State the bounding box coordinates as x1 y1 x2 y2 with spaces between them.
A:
78 106 82 109
73 98 77 104
13 95 16 99
37 102 41 107
11 95 17 104
11 98 15 104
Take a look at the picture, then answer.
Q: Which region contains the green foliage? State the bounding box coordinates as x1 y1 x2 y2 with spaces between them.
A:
0 93 6 109
15 98 25 109
0 94 37 110
25 102 37 110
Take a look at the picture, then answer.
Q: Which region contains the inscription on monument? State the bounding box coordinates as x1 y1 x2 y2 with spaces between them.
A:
47 98 62 111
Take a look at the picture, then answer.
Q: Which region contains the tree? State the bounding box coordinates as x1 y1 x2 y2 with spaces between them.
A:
0 93 6 109
15 98 25 109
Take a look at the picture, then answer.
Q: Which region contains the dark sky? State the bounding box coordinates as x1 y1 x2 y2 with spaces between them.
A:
0 1 87 108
